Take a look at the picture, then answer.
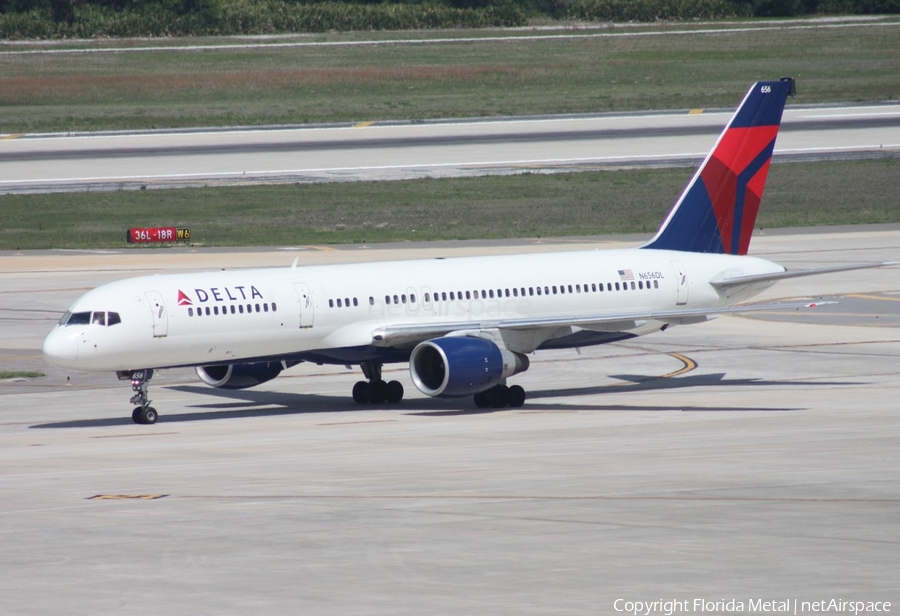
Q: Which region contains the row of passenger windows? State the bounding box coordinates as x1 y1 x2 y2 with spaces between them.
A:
188 303 276 317
326 279 660 310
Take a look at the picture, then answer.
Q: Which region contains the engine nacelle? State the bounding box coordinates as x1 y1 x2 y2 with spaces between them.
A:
196 361 284 390
409 336 529 398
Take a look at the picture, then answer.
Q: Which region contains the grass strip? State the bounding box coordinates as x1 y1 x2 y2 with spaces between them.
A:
1 158 897 250
0 371 45 379
2 21 899 133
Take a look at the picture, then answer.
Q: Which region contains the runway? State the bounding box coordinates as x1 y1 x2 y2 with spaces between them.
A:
2 103 900 193
1 228 898 613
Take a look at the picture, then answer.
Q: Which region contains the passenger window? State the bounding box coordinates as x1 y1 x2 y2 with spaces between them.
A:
188 308 194 317
369 297 375 306
353 298 358 307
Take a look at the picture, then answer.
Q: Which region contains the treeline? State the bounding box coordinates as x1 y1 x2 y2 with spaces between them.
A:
1 0 897 38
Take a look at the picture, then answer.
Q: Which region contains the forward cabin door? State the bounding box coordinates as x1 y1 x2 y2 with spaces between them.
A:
145 291 169 338
293 283 315 329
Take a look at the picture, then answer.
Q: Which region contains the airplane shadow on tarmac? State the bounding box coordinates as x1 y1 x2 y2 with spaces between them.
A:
30 370 862 429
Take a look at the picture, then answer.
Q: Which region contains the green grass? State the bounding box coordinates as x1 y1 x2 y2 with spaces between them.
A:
2 158 897 250
1 20 899 133
0 371 45 379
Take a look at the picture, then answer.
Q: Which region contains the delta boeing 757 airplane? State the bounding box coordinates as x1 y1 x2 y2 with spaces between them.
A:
42 78 890 424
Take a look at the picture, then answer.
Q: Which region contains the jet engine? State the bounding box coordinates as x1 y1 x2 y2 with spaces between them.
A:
196 361 284 390
409 336 529 398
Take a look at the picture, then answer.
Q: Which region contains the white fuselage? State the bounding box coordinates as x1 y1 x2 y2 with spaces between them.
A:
43 247 783 373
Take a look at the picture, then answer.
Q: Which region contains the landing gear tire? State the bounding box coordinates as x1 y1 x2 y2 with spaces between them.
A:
386 380 404 403
352 381 370 404
508 385 526 408
132 405 158 425
368 379 388 404
490 384 510 408
474 384 526 409
474 391 490 408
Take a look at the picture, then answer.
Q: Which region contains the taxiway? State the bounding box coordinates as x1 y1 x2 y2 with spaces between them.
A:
1 229 898 614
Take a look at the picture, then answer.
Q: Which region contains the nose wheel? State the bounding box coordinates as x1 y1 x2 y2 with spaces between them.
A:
128 369 158 424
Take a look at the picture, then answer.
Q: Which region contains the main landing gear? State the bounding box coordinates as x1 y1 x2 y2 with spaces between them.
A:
352 362 404 404
474 384 526 409
127 369 158 425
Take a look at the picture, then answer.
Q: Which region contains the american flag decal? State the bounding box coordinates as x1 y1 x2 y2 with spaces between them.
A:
618 269 634 282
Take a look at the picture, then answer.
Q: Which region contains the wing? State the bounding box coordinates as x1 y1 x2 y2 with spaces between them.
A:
371 299 833 349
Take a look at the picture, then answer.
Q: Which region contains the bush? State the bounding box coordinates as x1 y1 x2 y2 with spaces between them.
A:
0 0 896 38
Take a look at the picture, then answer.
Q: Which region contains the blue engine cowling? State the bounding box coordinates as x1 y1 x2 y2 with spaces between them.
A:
196 361 284 390
409 337 529 398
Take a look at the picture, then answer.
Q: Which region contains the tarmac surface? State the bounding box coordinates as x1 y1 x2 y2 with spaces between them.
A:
1 228 899 614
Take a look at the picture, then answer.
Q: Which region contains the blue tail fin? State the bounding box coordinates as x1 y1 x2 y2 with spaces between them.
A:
643 78 795 255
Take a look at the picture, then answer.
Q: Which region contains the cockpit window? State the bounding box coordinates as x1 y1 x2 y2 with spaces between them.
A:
61 311 121 327
66 312 92 326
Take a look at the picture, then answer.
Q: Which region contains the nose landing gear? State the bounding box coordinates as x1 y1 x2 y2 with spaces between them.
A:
124 369 158 424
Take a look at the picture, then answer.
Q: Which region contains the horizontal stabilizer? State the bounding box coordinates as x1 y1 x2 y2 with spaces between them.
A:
711 261 898 290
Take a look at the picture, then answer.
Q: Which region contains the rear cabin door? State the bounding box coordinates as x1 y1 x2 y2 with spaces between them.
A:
670 261 689 306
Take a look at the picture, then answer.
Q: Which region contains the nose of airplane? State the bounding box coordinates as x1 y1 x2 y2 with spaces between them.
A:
42 327 79 369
